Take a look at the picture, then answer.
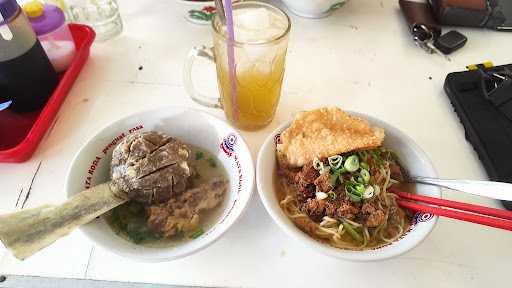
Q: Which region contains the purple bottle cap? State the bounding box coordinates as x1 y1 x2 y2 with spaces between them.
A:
28 4 65 36
0 0 20 25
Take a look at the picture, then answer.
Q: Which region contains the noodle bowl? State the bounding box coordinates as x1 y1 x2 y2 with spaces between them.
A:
256 110 440 261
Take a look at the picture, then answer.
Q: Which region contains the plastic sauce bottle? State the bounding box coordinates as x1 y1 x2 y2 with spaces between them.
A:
0 0 59 112
23 1 76 73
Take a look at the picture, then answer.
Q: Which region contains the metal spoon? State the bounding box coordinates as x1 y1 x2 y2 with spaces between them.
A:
408 176 512 201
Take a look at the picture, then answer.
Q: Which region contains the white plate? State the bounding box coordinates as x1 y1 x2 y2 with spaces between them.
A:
175 0 241 25
281 0 347 18
66 107 254 262
256 111 440 261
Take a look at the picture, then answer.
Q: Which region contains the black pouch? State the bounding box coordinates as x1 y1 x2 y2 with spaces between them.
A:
444 64 512 210
430 0 512 30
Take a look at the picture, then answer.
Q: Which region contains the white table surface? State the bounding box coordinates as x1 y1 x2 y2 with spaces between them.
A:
1 0 512 287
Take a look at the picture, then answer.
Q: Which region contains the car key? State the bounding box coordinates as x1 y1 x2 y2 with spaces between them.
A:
434 31 468 55
412 24 452 62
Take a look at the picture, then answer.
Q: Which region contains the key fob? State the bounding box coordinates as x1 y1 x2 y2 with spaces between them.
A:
434 30 468 55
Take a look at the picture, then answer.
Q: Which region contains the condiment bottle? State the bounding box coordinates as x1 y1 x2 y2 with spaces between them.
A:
0 0 59 112
23 1 76 73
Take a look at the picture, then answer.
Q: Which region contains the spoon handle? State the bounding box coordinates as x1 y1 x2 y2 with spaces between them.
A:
411 176 512 201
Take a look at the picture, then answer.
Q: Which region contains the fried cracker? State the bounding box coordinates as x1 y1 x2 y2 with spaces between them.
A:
277 107 384 167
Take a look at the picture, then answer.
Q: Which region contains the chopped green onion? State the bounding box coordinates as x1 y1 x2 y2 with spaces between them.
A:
328 155 343 169
327 191 337 200
127 230 145 244
370 150 383 167
128 202 144 214
362 186 375 199
330 171 340 187
345 182 363 203
343 222 363 242
345 180 358 192
331 170 341 188
190 228 204 239
360 169 370 184
347 193 362 203
312 158 330 174
195 151 204 160
357 151 368 161
344 155 360 172
207 157 217 168
360 162 369 171
355 184 365 193
330 166 347 185
345 181 367 203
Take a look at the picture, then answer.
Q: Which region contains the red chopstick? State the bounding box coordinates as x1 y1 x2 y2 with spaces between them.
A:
391 188 512 221
389 187 512 231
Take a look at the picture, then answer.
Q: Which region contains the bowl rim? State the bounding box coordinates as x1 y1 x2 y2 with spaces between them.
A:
256 111 440 261
65 106 255 262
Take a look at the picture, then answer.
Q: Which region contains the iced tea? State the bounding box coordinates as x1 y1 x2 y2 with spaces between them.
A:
212 2 290 130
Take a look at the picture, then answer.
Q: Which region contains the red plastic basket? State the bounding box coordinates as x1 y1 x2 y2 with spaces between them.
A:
0 24 95 163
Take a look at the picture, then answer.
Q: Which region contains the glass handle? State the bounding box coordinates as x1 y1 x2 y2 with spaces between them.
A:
183 46 222 109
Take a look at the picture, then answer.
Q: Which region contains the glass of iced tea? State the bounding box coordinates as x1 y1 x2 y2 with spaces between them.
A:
184 1 291 131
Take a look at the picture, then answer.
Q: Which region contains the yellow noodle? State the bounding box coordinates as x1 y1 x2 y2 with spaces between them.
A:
279 154 409 250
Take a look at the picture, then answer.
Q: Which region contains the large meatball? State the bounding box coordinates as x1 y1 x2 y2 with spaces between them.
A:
110 131 191 204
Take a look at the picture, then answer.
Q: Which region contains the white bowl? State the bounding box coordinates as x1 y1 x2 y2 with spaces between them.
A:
65 107 254 262
281 0 347 18
256 111 440 261
175 0 241 25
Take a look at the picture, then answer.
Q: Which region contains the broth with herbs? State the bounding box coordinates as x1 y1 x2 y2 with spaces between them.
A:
106 146 228 246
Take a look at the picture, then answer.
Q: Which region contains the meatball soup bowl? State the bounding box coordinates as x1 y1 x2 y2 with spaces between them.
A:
65 107 254 262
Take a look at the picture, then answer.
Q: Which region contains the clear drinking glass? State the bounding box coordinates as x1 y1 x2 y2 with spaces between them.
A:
184 1 291 131
64 0 122 41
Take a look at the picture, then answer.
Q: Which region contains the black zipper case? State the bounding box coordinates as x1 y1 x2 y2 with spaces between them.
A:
444 64 512 210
